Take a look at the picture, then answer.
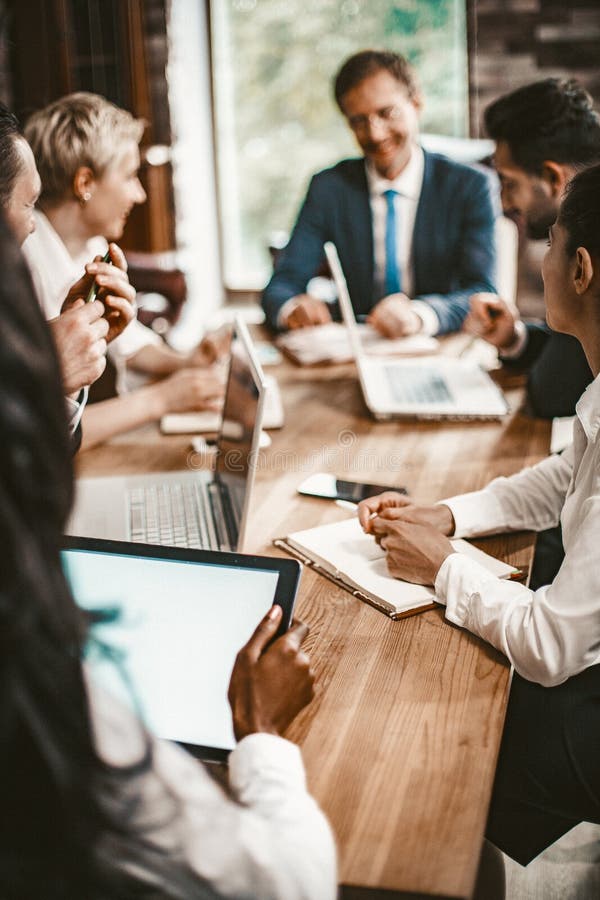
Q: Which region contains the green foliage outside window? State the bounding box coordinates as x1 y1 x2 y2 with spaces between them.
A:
211 0 468 286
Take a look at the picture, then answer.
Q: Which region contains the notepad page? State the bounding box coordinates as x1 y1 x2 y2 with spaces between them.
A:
287 517 517 614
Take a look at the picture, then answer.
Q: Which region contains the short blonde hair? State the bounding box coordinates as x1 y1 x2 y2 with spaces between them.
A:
24 92 144 206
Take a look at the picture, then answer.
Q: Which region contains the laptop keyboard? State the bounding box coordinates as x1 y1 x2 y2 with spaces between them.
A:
127 482 230 551
384 365 453 405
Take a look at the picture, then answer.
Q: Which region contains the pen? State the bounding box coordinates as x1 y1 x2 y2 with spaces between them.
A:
335 499 379 521
460 307 501 357
84 247 112 303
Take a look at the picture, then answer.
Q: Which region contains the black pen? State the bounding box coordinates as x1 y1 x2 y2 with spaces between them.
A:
84 247 112 303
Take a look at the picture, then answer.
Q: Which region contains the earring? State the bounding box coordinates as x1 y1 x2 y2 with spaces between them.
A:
79 191 91 205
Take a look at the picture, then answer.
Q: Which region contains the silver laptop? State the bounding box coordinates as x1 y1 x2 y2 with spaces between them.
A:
67 317 266 552
324 242 508 420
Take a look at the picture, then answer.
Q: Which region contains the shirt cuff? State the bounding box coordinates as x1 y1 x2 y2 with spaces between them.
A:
498 318 528 360
229 733 306 799
435 551 496 628
277 297 301 330
411 300 440 336
439 490 507 539
65 386 88 434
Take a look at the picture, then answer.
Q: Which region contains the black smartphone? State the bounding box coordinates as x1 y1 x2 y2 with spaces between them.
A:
84 248 112 303
298 473 407 503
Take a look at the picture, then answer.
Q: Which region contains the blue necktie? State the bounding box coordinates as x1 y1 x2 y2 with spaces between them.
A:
383 189 401 295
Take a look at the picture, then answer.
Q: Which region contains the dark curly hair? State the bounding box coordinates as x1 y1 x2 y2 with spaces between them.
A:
558 163 600 259
484 78 600 175
0 103 25 208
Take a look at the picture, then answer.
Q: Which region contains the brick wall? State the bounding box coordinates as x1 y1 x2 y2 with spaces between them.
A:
469 0 600 136
469 0 600 317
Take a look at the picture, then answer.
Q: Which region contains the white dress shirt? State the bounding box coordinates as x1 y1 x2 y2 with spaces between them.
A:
365 146 439 336
23 211 161 369
434 372 600 687
280 145 438 333
88 670 337 898
65 387 89 434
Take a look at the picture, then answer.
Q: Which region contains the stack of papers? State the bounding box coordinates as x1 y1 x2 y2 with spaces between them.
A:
277 323 438 365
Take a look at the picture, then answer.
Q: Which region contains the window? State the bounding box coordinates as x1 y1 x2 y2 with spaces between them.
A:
210 0 469 288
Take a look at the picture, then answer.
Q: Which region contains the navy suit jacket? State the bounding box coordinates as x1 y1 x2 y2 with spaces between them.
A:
503 323 592 419
262 150 499 333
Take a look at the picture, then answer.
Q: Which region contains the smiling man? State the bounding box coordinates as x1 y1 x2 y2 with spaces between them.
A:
262 50 499 337
464 79 600 419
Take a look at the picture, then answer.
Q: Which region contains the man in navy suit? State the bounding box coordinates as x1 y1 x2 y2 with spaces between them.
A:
464 78 600 422
463 79 600 592
262 50 498 336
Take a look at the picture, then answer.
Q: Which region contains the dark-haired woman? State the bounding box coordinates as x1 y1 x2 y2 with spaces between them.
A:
357 164 600 886
0 213 335 898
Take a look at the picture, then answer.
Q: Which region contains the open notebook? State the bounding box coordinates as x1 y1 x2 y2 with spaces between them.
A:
275 517 518 619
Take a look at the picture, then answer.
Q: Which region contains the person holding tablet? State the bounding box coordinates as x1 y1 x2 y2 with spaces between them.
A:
0 213 336 898
358 164 600 885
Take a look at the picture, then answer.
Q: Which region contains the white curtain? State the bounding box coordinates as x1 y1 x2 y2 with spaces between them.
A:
166 0 224 349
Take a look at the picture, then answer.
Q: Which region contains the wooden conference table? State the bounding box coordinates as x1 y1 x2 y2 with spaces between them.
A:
77 337 551 900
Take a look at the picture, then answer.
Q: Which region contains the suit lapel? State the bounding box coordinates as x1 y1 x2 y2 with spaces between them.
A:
340 160 374 314
412 149 433 296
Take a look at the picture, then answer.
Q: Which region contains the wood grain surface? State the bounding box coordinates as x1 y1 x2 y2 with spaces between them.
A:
77 344 551 899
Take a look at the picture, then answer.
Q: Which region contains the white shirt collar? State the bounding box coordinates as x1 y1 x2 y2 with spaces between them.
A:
576 369 600 441
365 144 424 200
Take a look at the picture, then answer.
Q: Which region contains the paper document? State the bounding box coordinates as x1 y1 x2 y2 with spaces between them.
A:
278 517 518 618
277 323 438 365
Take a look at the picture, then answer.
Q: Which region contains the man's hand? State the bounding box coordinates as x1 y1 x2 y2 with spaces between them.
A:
283 295 333 330
367 294 422 338
228 606 314 741
61 243 136 343
370 517 455 585
358 491 455 536
463 293 519 350
49 300 109 394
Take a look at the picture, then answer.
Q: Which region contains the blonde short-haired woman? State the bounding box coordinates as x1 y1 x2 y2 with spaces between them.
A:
23 92 226 450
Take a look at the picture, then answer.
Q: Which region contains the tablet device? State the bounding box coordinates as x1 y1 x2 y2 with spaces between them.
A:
61 536 301 762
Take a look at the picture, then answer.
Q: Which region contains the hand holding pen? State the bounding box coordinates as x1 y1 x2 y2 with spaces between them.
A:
463 292 519 351
61 243 136 343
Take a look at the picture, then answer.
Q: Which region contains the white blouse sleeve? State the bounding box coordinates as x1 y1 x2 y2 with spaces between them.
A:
87 675 337 899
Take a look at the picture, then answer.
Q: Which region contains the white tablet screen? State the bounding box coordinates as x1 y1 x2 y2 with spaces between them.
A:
62 549 280 752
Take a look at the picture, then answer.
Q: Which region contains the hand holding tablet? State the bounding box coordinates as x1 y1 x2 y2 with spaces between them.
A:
62 537 304 760
229 605 314 740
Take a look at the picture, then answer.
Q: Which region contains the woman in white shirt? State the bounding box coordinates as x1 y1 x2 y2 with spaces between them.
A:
22 92 227 450
357 164 600 879
0 215 336 898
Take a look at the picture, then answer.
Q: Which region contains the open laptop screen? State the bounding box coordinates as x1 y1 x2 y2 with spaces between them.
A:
214 321 265 540
62 539 299 760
